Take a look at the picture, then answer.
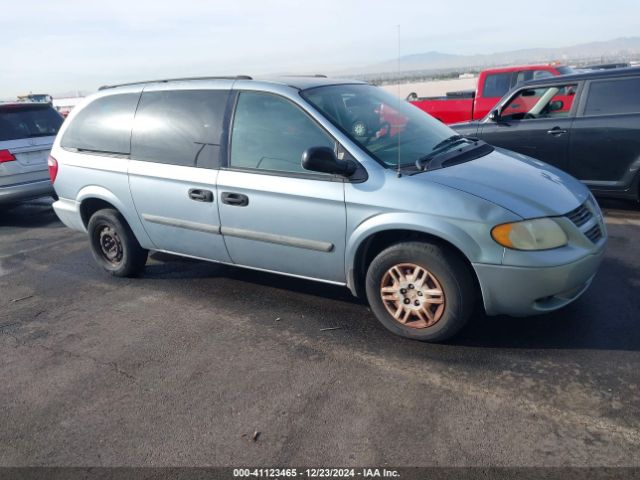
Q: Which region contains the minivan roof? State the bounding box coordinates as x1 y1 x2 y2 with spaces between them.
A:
98 75 366 92
521 66 640 88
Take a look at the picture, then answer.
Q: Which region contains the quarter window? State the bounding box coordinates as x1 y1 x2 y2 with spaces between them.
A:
131 89 229 168
230 92 334 174
61 93 139 154
584 77 640 116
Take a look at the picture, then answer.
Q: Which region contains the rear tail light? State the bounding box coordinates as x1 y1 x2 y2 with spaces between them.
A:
0 149 16 163
48 155 59 183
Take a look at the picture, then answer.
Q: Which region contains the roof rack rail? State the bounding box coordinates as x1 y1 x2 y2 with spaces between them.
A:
98 75 252 90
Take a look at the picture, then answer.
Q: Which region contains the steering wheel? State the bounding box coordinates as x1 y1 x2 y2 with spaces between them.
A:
351 120 372 145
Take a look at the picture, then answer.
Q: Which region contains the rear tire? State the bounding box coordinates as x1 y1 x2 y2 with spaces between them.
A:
87 208 148 277
365 241 476 342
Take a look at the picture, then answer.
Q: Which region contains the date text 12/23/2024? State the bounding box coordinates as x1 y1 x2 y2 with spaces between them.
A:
233 468 400 478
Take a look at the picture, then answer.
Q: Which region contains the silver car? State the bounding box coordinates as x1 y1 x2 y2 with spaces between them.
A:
49 76 606 341
0 102 63 204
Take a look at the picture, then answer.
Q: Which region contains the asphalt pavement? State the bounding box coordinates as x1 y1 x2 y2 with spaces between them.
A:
1 198 639 466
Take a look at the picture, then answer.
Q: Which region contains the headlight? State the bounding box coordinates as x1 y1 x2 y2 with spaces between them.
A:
491 218 568 250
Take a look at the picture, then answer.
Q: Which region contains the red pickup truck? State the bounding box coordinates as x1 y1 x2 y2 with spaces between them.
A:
408 64 574 124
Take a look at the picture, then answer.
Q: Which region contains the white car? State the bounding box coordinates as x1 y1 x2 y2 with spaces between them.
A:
0 102 63 204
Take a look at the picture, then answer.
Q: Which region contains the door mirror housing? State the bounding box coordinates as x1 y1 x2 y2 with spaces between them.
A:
488 109 501 122
301 146 357 176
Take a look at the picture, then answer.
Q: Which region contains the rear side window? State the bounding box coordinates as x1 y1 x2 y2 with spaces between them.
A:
61 93 139 154
482 73 513 98
584 77 640 116
0 105 63 141
131 89 229 168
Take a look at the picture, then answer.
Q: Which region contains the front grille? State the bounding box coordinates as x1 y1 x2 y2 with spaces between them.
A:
585 224 603 243
566 203 593 227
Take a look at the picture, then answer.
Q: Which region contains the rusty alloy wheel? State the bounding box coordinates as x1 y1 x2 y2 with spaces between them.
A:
379 263 446 329
98 225 124 266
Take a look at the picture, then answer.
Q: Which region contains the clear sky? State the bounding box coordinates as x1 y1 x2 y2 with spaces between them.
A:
2 0 639 98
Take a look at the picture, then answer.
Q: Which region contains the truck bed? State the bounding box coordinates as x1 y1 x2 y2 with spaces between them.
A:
410 94 475 124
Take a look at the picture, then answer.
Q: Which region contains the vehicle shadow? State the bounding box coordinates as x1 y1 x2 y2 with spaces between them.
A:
448 254 639 352
0 198 61 228
145 251 360 303
145 252 639 352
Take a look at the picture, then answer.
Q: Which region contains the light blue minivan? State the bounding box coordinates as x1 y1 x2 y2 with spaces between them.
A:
49 76 606 341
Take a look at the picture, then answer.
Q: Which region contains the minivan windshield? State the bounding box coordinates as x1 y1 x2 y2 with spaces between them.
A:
302 84 463 169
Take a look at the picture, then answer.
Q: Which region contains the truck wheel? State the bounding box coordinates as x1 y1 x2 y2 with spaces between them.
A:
365 241 476 342
87 208 148 277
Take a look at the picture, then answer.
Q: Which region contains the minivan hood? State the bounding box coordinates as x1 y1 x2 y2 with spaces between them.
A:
424 148 589 219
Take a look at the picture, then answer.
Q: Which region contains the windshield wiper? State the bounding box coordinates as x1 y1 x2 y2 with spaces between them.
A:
415 137 490 171
416 136 476 170
430 134 465 151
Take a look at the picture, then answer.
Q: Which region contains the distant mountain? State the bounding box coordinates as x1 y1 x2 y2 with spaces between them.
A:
341 37 640 76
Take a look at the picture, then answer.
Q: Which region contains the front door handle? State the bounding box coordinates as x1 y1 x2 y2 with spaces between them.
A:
188 188 213 202
547 127 568 136
221 192 249 207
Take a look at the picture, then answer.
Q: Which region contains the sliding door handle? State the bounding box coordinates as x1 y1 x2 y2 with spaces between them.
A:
188 189 213 202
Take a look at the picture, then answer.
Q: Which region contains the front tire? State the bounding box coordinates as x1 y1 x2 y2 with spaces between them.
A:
87 208 148 277
365 241 475 342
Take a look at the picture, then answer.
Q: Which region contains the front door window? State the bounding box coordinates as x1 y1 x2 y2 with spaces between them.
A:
501 84 577 121
230 91 334 175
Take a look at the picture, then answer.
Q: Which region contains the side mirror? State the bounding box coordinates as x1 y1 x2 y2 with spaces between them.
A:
301 146 357 176
488 109 500 122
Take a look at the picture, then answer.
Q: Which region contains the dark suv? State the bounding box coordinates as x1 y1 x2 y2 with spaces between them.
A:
452 67 640 201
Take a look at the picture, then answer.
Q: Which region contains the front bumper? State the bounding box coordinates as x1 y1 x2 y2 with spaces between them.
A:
473 247 606 316
0 179 54 204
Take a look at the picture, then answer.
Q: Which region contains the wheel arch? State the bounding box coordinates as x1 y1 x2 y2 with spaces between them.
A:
76 186 153 248
346 215 484 300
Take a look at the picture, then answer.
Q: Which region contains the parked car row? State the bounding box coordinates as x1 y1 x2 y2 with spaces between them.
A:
452 67 640 201
5 66 631 342
48 76 606 342
407 63 574 124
